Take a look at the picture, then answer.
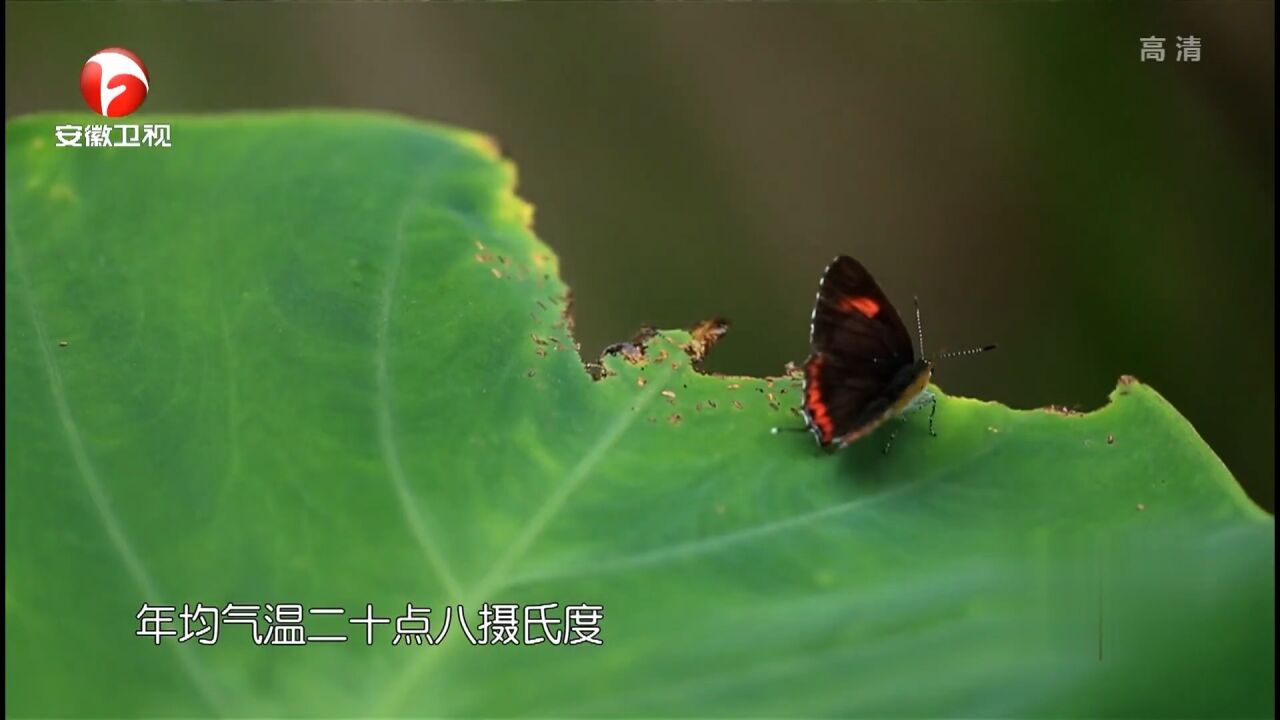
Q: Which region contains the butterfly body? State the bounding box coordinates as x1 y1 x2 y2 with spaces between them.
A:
801 255 937 451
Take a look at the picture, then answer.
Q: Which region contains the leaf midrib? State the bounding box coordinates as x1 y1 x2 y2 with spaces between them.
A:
371 363 676 715
5 197 231 715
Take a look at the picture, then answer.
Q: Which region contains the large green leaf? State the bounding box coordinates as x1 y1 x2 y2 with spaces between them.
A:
5 112 1273 718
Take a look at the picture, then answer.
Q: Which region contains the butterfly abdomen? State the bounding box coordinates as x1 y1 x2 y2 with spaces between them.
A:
888 363 933 417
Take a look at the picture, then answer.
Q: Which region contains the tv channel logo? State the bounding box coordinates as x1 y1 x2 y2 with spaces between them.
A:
80 47 149 118
58 47 169 149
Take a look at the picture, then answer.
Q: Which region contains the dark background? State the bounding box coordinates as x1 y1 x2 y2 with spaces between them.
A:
6 2 1273 510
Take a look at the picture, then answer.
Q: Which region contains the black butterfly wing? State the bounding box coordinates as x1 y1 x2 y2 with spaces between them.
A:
803 256 917 445
809 255 913 362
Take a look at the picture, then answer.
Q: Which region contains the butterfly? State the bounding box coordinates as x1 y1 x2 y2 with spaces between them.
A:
790 255 995 453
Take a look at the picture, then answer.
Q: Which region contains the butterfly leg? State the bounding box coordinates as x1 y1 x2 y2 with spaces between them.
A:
882 427 899 455
927 391 938 437
771 425 811 439
885 391 937 454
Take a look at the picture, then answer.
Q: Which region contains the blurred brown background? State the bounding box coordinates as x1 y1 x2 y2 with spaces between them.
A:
5 2 1273 510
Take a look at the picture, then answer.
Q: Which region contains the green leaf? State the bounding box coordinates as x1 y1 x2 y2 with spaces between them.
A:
5 112 1273 718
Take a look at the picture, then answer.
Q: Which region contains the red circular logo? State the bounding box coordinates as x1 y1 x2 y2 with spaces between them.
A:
80 48 149 118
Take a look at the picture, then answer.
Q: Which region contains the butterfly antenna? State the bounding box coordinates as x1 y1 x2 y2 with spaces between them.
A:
936 344 998 360
914 296 926 359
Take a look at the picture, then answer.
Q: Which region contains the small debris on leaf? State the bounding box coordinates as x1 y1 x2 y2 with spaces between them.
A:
599 326 658 369
681 317 731 365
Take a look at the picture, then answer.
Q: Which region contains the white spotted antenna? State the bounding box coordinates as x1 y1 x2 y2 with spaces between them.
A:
914 296 926 360
918 295 997 363
935 344 998 360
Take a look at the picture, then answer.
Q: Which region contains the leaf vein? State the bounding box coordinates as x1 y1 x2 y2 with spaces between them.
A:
374 197 465 601
5 204 230 716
